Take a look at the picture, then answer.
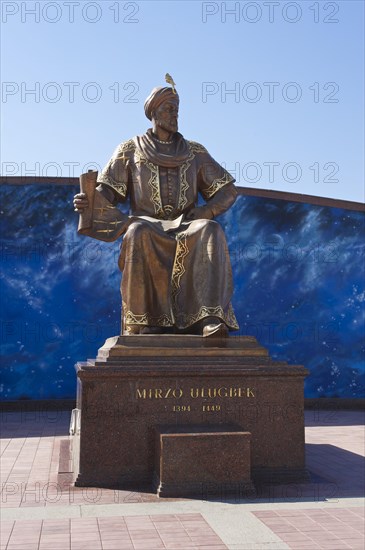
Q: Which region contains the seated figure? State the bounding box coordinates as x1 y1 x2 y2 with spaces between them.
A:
74 81 239 337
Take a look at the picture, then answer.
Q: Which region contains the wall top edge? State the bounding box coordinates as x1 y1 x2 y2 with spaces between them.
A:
0 176 364 212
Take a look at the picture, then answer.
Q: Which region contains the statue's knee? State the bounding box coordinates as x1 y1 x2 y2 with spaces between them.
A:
205 219 219 230
125 221 149 242
202 219 224 238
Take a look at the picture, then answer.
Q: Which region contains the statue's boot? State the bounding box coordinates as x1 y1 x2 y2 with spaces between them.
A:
202 322 228 338
191 316 229 337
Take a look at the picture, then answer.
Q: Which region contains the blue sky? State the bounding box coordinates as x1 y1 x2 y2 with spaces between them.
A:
1 0 364 202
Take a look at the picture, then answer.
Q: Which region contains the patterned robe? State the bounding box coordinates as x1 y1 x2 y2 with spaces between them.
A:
79 130 239 331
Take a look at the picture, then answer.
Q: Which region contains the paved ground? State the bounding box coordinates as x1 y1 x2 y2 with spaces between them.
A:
1 409 364 550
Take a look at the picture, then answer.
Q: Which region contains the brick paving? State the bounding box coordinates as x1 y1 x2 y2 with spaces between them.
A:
1 409 364 550
0 514 227 550
254 507 365 550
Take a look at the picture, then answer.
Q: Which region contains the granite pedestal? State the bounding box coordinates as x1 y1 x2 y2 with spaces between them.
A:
72 335 309 494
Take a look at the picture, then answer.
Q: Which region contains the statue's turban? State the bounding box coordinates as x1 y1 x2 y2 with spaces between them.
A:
144 87 179 121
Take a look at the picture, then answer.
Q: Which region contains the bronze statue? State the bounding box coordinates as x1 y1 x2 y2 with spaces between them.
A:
74 77 239 337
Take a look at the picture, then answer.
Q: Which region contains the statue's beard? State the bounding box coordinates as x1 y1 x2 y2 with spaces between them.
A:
156 118 178 133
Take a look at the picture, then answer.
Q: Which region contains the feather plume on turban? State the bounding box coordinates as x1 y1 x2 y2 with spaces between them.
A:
144 87 179 121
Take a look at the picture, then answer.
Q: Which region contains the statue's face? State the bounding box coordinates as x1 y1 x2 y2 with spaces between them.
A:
153 98 179 133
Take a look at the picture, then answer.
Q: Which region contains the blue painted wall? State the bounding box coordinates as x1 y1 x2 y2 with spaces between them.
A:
1 184 364 400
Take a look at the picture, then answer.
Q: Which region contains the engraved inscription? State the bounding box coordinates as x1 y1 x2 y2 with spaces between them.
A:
202 404 221 412
135 386 255 399
136 388 183 399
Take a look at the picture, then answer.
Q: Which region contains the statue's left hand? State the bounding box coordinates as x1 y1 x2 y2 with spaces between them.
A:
185 206 213 221
73 193 89 212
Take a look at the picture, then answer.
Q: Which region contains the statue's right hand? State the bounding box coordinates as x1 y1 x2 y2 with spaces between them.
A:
73 193 89 212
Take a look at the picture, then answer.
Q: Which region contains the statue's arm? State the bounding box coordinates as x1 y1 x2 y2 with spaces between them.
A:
205 182 238 217
185 183 237 221
187 146 237 220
